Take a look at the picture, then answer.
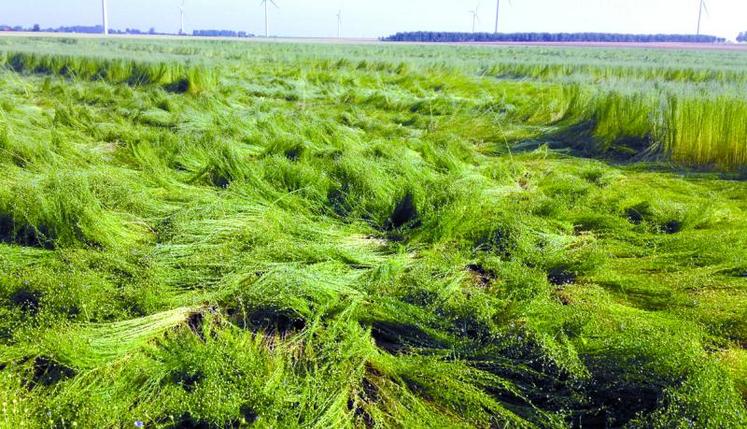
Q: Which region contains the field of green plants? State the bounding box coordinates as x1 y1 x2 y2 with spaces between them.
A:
0 36 746 428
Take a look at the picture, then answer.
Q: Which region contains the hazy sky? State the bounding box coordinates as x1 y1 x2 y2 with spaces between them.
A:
1 0 745 40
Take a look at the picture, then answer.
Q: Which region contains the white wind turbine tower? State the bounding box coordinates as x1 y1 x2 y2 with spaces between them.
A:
696 0 709 35
469 4 480 33
101 0 109 35
337 9 342 39
494 0 512 34
260 0 279 38
494 0 500 33
337 10 342 39
179 0 185 35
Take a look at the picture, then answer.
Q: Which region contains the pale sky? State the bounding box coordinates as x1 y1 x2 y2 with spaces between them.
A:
1 0 745 41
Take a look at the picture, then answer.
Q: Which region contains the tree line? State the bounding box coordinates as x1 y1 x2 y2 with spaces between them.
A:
0 24 252 38
738 32 747 42
383 32 726 44
192 30 252 38
0 24 104 34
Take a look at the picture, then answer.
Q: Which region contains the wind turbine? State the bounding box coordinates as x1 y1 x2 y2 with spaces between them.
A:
336 10 342 38
494 0 512 34
696 0 709 35
179 0 185 35
494 0 500 33
101 0 109 35
260 0 279 38
469 4 480 33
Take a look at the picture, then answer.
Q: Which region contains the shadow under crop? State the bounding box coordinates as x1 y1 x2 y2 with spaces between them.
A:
0 213 55 249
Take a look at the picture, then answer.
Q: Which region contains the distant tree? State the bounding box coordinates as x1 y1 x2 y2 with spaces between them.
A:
55 25 103 34
192 29 251 38
32 24 40 32
738 32 747 42
149 27 156 35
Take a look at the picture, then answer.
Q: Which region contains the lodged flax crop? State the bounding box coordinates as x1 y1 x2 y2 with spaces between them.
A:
0 36 745 428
